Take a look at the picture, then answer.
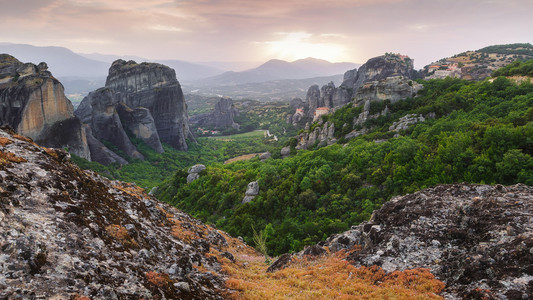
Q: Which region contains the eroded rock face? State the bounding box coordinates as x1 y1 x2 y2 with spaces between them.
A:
189 97 240 130
76 88 144 161
0 54 90 160
106 60 190 150
303 54 418 120
323 183 533 299
353 76 423 106
75 60 192 163
0 129 254 299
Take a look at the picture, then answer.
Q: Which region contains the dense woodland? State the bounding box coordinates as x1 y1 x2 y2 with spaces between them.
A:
156 73 533 255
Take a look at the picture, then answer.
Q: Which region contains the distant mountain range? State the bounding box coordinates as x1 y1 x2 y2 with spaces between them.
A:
194 58 359 86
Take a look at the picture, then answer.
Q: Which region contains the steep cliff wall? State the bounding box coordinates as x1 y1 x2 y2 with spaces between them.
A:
0 54 90 159
189 97 240 130
106 60 190 151
76 60 191 164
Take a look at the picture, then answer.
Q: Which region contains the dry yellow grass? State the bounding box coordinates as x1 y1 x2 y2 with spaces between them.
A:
222 250 444 300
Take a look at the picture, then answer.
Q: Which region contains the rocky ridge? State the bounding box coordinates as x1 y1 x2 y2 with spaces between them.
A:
0 128 256 299
0 54 90 160
75 59 192 165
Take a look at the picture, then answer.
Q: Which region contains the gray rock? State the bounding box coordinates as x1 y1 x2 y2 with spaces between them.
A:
189 97 239 130
280 146 291 158
245 181 259 196
187 164 206 183
259 152 271 161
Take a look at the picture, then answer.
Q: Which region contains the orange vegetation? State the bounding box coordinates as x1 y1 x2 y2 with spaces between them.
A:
145 271 172 288
112 182 147 198
12 134 34 144
222 251 444 299
0 137 12 147
105 224 138 248
0 150 27 166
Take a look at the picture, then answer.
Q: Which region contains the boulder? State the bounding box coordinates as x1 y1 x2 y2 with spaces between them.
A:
187 164 206 183
280 146 291 158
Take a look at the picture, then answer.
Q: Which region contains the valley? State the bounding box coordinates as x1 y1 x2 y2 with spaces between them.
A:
1 43 532 299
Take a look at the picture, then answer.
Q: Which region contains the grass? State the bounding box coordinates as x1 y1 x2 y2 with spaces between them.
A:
222 250 445 299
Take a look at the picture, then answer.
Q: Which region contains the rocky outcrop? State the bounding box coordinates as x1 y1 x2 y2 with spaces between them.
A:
388 113 426 132
75 60 191 164
187 164 206 183
76 88 144 161
0 54 90 159
189 97 240 130
105 60 191 150
0 128 258 299
353 76 423 106
295 121 336 150
242 181 259 204
304 54 418 120
322 183 533 299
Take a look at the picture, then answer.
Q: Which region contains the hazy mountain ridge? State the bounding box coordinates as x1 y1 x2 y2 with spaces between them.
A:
194 58 358 86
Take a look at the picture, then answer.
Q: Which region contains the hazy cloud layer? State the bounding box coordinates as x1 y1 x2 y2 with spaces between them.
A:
0 0 531 67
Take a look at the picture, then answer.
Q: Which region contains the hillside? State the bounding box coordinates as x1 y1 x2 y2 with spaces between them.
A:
157 70 533 257
422 43 533 80
0 126 451 299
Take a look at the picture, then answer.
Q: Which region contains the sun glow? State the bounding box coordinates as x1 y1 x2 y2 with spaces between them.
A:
260 32 347 62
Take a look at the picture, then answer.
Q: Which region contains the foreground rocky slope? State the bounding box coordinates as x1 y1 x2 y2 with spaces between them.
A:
0 54 90 160
0 127 254 299
317 183 533 299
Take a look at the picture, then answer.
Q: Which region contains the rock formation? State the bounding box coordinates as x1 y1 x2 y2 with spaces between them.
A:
295 121 336 150
0 54 90 159
242 181 259 204
187 164 206 183
0 127 257 299
305 53 418 119
189 97 240 130
75 60 192 164
321 183 533 299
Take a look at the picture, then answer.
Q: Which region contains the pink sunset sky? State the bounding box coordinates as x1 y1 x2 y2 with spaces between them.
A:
0 0 531 68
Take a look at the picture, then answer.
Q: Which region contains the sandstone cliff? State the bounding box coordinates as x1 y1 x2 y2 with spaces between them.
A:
0 54 90 159
189 97 240 130
0 127 257 299
75 60 191 164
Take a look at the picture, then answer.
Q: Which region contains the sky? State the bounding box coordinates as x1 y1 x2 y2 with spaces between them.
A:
0 0 532 68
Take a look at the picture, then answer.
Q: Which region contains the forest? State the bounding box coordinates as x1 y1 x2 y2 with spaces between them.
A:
156 73 533 256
